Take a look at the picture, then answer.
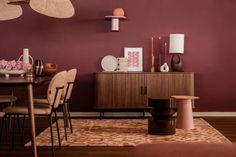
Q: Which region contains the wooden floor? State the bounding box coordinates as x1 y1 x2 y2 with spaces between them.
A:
0 117 236 157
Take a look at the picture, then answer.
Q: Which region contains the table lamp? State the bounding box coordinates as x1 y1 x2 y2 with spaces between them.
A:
169 34 185 72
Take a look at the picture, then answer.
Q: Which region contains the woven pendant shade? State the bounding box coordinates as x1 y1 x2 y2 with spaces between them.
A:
29 0 75 18
7 0 29 4
0 0 22 20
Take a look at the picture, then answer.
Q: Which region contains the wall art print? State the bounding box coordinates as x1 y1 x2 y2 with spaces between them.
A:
124 47 143 71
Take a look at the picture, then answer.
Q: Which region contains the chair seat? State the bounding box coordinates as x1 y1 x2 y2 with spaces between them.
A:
34 98 49 104
3 104 52 115
0 95 17 103
34 98 64 105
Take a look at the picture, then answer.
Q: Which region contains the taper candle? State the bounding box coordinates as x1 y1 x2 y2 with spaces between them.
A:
151 37 154 57
164 42 167 62
157 37 161 58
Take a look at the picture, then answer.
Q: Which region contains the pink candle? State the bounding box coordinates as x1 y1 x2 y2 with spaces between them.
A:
157 37 161 57
164 42 167 62
151 37 154 57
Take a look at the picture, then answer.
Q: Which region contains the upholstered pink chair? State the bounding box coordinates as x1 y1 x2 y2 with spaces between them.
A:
0 71 67 157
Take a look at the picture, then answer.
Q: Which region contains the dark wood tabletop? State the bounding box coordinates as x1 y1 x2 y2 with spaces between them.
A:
0 76 51 86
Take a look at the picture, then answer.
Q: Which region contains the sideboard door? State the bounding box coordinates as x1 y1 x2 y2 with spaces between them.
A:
113 73 147 108
146 72 194 99
146 73 170 99
169 73 194 96
95 73 113 109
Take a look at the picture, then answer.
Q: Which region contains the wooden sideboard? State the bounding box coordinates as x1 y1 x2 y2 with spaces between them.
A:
95 72 194 111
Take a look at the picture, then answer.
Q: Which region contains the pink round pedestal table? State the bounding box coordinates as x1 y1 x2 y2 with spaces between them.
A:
171 95 199 130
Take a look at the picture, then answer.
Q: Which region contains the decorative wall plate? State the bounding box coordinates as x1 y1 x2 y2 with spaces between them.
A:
101 55 118 71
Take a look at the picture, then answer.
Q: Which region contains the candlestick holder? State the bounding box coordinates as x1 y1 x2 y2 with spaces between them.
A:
151 56 155 72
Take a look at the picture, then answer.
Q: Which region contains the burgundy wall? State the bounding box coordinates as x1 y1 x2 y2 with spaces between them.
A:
1 0 236 111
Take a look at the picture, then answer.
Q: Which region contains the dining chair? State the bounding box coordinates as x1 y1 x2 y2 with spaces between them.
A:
0 89 17 108
0 71 67 157
0 95 17 105
34 68 77 140
0 93 18 141
60 68 77 139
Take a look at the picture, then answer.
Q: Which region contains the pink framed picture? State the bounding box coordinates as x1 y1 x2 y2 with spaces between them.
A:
124 47 143 71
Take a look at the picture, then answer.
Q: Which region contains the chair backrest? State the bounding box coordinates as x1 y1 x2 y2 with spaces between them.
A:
47 71 67 108
62 68 77 101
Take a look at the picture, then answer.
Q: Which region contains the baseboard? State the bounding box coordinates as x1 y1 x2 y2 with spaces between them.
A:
1 112 236 117
68 112 236 117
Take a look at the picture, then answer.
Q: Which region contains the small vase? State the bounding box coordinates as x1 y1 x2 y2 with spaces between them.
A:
160 62 169 72
34 60 44 77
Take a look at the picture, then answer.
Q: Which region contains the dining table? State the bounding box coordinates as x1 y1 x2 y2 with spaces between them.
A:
0 75 51 157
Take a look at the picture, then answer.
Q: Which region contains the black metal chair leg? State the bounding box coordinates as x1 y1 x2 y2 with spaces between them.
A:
21 115 26 140
54 112 61 150
11 114 16 150
67 103 73 133
0 114 6 144
17 115 21 133
5 114 9 141
49 115 55 157
143 109 145 119
6 114 11 137
62 105 68 140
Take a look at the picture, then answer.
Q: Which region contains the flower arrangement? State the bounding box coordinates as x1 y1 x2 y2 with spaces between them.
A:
0 59 31 71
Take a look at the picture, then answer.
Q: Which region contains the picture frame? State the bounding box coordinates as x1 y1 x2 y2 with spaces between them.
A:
124 47 143 71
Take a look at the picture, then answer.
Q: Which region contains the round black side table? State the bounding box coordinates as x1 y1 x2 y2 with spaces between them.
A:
148 98 176 135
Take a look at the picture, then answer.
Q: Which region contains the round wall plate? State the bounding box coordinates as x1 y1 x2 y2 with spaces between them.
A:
101 55 118 71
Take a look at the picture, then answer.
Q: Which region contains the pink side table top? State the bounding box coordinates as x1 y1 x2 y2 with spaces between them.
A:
171 95 199 100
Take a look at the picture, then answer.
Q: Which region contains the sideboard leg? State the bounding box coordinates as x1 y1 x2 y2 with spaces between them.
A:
142 110 145 119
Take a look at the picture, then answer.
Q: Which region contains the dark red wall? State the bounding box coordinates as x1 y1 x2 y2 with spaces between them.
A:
1 0 236 111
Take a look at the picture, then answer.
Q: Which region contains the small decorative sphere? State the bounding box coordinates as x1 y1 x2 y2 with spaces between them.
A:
113 8 125 16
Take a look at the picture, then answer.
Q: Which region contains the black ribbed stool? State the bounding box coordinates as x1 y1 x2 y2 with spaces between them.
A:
148 98 176 135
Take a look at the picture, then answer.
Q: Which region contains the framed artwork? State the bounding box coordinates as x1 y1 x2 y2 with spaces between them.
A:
124 47 143 71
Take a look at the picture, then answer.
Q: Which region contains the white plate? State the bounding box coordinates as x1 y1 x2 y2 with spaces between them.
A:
101 55 118 71
0 69 26 74
0 69 26 77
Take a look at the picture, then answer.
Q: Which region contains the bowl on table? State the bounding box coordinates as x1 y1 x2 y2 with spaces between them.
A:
44 63 58 76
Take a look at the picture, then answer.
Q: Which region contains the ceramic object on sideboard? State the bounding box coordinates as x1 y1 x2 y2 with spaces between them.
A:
34 59 44 77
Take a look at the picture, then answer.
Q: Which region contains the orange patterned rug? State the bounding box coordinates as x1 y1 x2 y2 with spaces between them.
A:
25 118 231 147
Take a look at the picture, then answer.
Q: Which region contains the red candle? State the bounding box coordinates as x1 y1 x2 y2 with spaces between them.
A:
157 37 161 57
164 42 167 62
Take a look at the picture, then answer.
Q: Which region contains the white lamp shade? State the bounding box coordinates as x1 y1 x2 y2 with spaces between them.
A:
169 34 185 54
0 0 22 21
29 0 75 18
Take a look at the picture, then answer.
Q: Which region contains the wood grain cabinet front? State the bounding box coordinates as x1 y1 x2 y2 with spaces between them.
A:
95 72 194 110
95 72 147 109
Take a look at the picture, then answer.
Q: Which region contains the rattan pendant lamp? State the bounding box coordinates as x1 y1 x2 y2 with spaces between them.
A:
0 0 23 20
0 0 75 20
29 0 75 18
